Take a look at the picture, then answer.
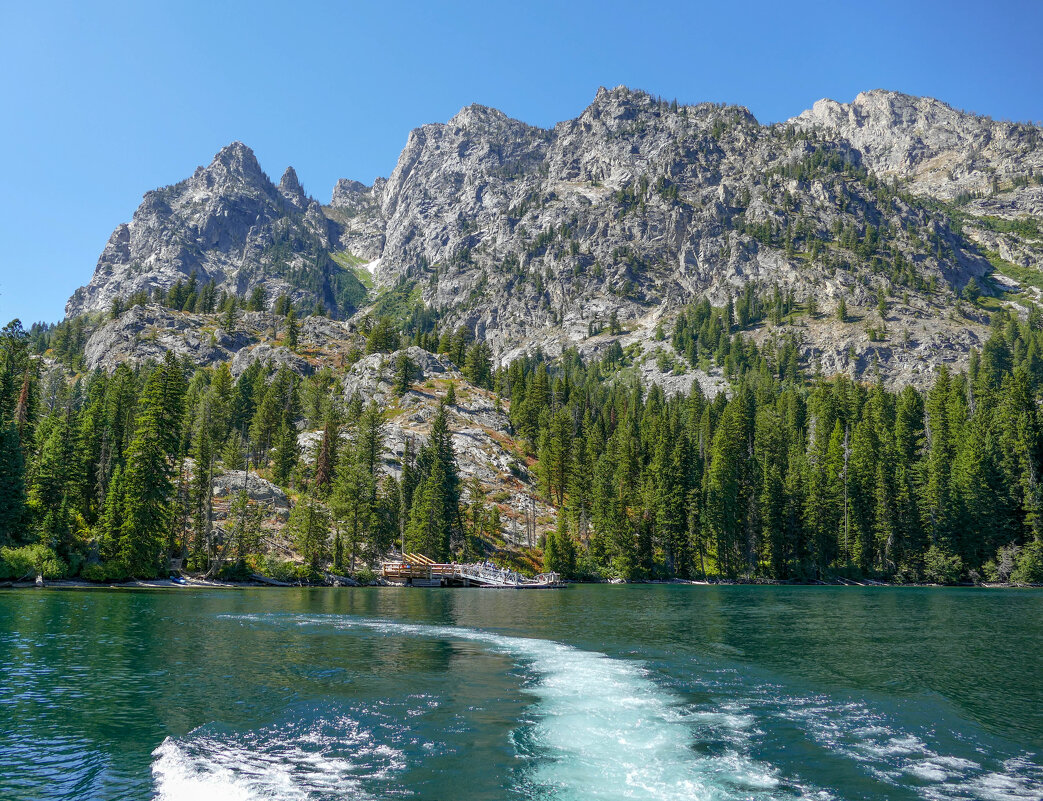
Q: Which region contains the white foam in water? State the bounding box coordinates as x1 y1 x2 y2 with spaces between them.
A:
192 614 1042 801
306 617 813 800
780 696 1043 800
151 715 403 801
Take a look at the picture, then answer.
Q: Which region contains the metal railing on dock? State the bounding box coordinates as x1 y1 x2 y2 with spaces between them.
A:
381 554 562 588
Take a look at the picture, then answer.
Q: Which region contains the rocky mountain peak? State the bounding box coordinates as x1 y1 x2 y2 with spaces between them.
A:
791 91 1043 201
330 178 374 208
202 141 267 188
800 90 965 139
67 88 1043 392
447 103 513 130
581 85 655 121
279 166 307 206
331 178 364 200
65 139 367 319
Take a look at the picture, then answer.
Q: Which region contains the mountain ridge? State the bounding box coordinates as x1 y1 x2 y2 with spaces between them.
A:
65 86 1043 388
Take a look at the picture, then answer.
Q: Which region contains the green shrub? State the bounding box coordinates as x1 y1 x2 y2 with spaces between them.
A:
216 559 252 581
923 545 963 584
0 545 67 580
354 567 377 585
1011 541 1043 585
79 562 107 582
80 560 130 583
250 554 317 583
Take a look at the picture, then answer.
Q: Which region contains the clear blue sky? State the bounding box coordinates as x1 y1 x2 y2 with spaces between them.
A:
1 0 1040 324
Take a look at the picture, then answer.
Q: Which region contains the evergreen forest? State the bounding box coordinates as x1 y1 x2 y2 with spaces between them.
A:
2 299 1043 586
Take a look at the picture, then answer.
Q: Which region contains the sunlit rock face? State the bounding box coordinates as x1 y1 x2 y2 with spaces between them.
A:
70 87 1043 388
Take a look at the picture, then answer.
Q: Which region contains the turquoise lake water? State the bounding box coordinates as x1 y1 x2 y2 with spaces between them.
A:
0 585 1041 800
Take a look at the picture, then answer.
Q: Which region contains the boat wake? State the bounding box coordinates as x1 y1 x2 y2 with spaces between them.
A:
152 713 405 801
284 616 818 800
153 614 1042 801
778 695 1043 800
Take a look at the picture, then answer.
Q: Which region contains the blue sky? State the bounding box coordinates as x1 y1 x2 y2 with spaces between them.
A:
1 0 1040 324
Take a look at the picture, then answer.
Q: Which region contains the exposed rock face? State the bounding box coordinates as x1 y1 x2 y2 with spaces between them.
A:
212 470 290 508
229 342 313 378
341 346 455 405
67 142 367 319
358 86 1032 384
68 87 1043 387
278 167 307 206
81 304 366 377
83 304 255 371
791 90 1043 204
211 470 291 525
336 348 554 544
327 178 386 263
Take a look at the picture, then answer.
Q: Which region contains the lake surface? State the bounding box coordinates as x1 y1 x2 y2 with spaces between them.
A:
1 585 1041 800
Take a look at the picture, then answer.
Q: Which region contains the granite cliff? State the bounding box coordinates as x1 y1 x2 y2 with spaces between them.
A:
69 87 1043 388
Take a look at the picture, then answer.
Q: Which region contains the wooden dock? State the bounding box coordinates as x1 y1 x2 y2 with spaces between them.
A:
382 553 563 588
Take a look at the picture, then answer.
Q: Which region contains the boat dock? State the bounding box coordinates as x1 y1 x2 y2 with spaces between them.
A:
381 553 563 588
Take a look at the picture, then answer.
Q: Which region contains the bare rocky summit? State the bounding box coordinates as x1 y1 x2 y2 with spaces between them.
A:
792 90 1043 205
67 142 368 320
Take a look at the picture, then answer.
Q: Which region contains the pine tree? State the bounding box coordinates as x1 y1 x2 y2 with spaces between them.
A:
760 461 786 576
542 528 559 574
227 489 263 559
925 368 960 551
190 425 213 568
405 461 452 560
286 491 331 570
272 419 299 486
247 285 267 312
463 341 492 388
555 516 577 578
355 401 386 475
393 350 415 396
704 403 745 577
331 455 376 571
565 433 593 541
285 309 300 351
222 430 246 470
464 475 486 561
28 415 73 518
98 463 125 564
223 297 238 330
998 368 1042 543
0 422 26 545
119 360 183 578
313 417 339 492
405 402 459 560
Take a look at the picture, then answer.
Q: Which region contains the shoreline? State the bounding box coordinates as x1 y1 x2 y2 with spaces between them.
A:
2 577 1040 591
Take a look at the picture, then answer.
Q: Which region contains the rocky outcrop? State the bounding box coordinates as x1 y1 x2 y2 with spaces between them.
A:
229 342 313 378
83 304 254 371
211 470 291 525
212 470 290 508
341 346 456 405
80 303 369 377
791 90 1043 203
332 348 554 543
